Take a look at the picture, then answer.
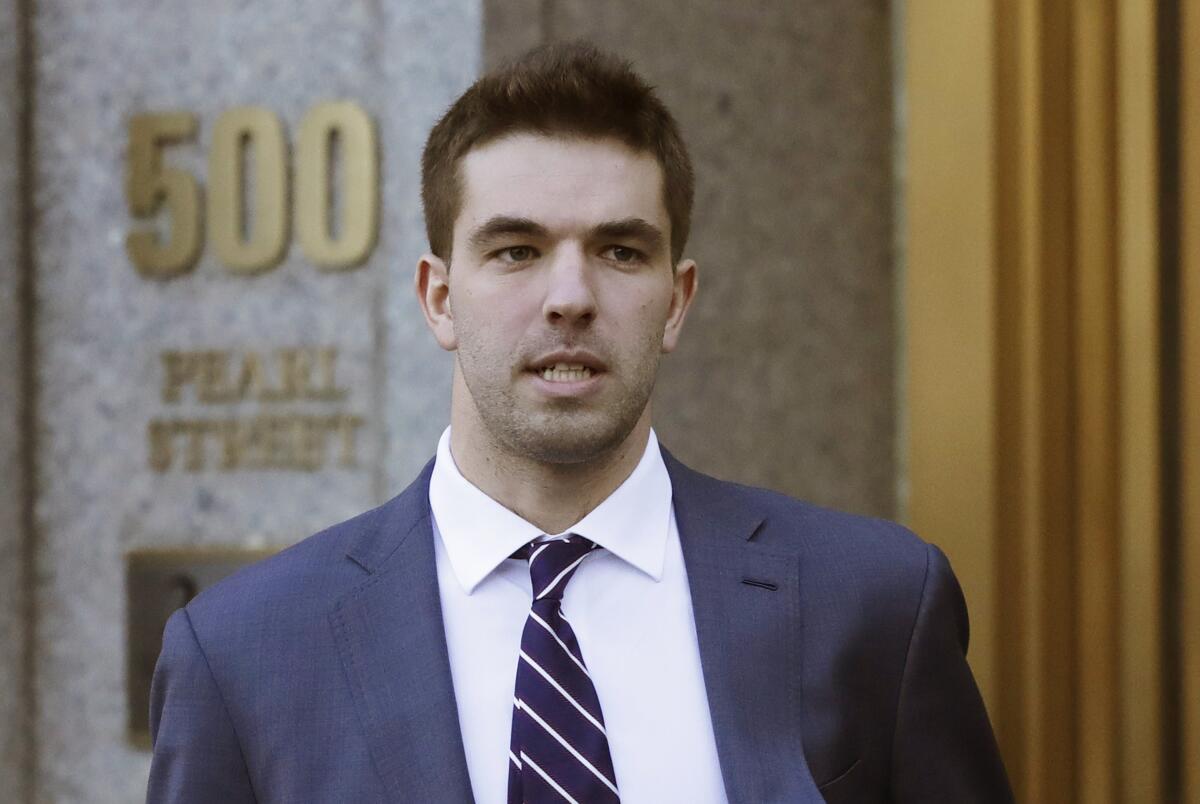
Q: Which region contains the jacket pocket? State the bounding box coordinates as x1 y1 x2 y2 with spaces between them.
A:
816 756 863 800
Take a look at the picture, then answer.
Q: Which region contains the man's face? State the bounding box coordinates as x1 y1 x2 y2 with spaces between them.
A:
419 132 696 465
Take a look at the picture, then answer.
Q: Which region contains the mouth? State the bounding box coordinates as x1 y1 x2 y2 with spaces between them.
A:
525 351 606 394
527 350 606 381
535 363 597 383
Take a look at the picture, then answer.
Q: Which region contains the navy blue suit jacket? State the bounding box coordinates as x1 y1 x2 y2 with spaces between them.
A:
147 449 1013 802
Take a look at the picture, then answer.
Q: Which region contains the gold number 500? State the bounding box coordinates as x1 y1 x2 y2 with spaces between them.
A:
125 102 379 279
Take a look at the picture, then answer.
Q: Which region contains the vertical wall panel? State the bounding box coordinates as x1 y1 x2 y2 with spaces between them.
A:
905 1 1171 801
902 0 999 714
1114 3 1163 799
1179 0 1200 798
1071 1 1120 800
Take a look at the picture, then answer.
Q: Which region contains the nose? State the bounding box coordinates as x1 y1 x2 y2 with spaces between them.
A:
541 244 596 326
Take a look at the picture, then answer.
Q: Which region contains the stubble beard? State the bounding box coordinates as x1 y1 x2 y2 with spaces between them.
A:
458 336 662 467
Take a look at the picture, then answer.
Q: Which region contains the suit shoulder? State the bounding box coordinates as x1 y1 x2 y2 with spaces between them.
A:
739 480 936 621
679 463 928 565
183 496 400 627
668 459 934 613
765 488 926 566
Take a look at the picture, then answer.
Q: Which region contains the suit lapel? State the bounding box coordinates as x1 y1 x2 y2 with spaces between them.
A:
665 451 823 803
329 461 475 801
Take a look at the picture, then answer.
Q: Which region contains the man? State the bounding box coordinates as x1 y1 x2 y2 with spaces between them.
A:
148 43 1012 803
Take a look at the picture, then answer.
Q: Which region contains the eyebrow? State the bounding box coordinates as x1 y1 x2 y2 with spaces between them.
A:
466 215 666 254
466 217 549 252
590 218 666 253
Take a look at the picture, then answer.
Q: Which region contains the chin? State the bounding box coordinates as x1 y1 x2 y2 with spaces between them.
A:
494 410 643 466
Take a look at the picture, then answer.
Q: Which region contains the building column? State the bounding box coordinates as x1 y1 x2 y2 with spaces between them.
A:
0 0 34 800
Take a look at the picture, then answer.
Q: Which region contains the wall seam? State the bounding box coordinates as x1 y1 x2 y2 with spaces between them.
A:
892 0 909 521
1156 0 1183 799
16 0 39 800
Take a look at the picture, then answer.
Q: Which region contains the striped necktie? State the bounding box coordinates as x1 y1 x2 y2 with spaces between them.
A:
507 536 620 803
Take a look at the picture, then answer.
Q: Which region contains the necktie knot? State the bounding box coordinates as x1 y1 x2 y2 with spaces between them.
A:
518 535 599 602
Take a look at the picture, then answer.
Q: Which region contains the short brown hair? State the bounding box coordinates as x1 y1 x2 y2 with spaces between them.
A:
420 41 694 264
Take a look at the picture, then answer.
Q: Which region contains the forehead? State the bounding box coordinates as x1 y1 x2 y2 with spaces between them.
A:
455 133 668 239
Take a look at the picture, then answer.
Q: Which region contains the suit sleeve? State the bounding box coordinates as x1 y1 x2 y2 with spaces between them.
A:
890 543 1014 802
146 607 257 804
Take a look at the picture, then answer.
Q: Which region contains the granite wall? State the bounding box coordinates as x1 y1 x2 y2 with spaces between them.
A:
28 1 478 800
486 0 897 517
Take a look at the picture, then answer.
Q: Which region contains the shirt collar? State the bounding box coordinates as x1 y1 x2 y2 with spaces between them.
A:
428 426 673 594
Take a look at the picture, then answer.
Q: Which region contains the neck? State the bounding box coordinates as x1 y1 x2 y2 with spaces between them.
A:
448 391 651 536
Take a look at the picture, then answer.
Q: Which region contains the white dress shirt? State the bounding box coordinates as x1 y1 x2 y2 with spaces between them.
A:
429 426 729 803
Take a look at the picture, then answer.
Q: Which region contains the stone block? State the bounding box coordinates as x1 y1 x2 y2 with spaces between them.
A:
32 1 479 799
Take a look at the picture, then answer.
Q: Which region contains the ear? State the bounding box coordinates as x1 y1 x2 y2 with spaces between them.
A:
414 253 457 351
661 258 698 353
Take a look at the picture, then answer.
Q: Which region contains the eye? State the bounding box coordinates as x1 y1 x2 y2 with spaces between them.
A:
496 245 538 263
602 245 643 263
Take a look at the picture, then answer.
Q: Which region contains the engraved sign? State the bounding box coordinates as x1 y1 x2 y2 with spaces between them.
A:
147 346 365 472
126 102 380 278
126 102 382 476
